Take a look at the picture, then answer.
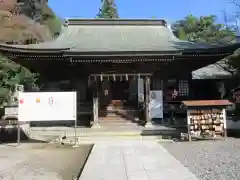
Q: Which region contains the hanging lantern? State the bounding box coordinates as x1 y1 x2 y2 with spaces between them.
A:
100 74 103 81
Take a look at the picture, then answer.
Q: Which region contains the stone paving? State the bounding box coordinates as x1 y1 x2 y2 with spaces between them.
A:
79 140 198 180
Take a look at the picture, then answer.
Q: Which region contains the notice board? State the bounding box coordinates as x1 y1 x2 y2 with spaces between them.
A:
18 92 77 121
149 90 163 118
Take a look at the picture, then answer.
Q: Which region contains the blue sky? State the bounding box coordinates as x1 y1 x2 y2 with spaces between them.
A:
49 0 237 23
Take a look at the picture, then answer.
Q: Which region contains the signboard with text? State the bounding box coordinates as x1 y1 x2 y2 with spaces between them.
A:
18 92 77 121
149 90 163 118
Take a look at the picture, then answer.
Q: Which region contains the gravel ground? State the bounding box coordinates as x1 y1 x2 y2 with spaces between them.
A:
161 138 240 180
0 143 92 180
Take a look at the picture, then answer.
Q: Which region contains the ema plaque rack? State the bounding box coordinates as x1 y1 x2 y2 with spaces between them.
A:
182 100 232 141
188 109 225 138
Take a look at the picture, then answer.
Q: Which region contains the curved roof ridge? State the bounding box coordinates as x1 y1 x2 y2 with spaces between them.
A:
65 18 168 26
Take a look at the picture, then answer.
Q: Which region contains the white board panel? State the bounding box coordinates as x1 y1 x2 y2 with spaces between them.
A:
149 90 163 118
18 92 77 121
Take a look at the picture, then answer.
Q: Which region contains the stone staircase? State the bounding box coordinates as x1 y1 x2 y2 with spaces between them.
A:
98 101 138 129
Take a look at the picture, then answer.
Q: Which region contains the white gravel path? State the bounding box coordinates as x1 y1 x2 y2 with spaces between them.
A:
161 138 240 180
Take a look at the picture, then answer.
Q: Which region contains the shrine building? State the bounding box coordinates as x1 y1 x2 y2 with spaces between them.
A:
0 19 239 127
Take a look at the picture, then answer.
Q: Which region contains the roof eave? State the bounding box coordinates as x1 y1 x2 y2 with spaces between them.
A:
65 18 168 26
0 42 239 56
0 45 70 53
62 50 182 57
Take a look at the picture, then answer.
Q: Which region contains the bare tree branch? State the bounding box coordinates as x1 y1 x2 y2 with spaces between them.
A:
230 0 240 8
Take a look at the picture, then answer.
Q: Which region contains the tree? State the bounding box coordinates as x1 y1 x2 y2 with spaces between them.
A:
227 0 240 33
172 14 236 44
41 4 62 37
172 14 238 77
0 54 39 105
97 0 119 18
0 0 61 106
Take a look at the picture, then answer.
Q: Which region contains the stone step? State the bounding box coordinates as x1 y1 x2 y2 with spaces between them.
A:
31 128 179 139
99 115 130 120
99 119 131 122
101 113 121 117
99 114 124 117
46 136 174 145
98 118 129 122
98 122 137 126
98 125 139 129
99 122 133 126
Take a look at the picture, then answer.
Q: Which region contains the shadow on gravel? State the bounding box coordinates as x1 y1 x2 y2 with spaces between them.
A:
31 143 94 180
33 143 94 180
0 142 94 180
0 126 47 144
227 130 240 138
142 126 240 142
30 115 92 127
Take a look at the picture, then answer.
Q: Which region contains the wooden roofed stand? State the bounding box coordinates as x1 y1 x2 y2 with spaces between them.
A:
182 100 232 141
0 18 239 128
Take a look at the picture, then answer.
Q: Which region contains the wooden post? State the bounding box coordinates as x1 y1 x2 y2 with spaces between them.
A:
187 110 191 142
145 76 152 127
17 121 21 145
92 81 100 128
222 108 227 138
160 80 164 124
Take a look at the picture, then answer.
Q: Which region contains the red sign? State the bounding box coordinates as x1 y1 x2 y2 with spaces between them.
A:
19 99 24 104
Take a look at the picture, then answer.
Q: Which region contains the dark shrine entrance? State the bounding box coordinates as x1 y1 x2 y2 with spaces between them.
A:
110 79 129 101
98 78 131 118
90 73 151 125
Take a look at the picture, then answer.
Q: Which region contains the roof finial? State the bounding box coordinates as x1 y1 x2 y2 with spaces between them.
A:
64 19 69 26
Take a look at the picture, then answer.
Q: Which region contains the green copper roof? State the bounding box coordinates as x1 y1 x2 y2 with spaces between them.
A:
0 19 233 54
192 60 236 79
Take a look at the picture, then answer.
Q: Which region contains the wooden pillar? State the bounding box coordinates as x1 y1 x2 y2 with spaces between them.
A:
223 108 227 138
145 76 152 127
92 81 100 128
160 80 164 124
187 110 192 142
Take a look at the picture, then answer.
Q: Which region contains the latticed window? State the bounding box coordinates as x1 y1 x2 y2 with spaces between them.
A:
178 80 189 96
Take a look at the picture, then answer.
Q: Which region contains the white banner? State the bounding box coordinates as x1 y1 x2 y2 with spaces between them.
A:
138 78 144 103
149 90 163 118
18 92 77 121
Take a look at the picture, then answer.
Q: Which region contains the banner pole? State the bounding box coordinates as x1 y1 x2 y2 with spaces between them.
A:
74 119 77 146
17 121 20 146
73 92 78 147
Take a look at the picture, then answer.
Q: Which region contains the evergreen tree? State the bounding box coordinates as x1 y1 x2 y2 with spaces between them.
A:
172 15 235 44
0 54 39 106
97 0 119 18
